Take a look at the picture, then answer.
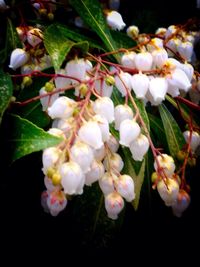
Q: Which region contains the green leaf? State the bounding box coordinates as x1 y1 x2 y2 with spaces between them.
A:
111 30 136 49
56 24 105 51
8 114 62 162
69 0 118 57
6 18 22 51
122 147 146 210
0 69 13 124
158 104 186 158
44 24 89 70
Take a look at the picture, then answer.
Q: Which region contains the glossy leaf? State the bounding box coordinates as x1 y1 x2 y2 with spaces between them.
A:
6 18 22 51
44 24 89 70
69 0 118 57
8 115 62 162
111 30 136 49
159 104 186 158
0 69 13 124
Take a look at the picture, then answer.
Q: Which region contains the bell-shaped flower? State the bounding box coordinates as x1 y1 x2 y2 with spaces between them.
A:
167 68 191 92
130 73 149 99
119 119 141 147
149 77 168 103
93 115 110 142
44 176 60 193
105 192 124 220
39 87 59 111
154 154 175 177
9 48 29 70
116 174 135 202
152 48 168 68
59 161 85 195
134 51 153 71
183 130 200 152
70 141 94 173
65 58 88 84
42 147 62 174
27 28 43 47
47 190 67 216
56 117 74 138
147 38 163 53
114 104 134 130
167 83 180 97
165 25 177 39
155 27 167 36
114 71 132 97
106 134 119 153
130 134 149 161
93 97 114 123
93 145 106 162
179 63 194 81
121 52 136 68
103 153 124 173
171 190 190 217
55 69 71 89
78 120 103 149
157 178 179 206
85 160 105 186
177 41 193 62
99 172 116 195
94 79 113 98
106 11 126 31
47 96 76 119
126 25 139 39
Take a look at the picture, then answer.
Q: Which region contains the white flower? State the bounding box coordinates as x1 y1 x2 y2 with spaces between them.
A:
0 0 8 10
167 68 191 92
93 115 110 142
171 190 190 217
179 63 194 81
56 117 74 138
106 134 119 153
157 178 179 206
106 11 126 31
121 52 136 68
94 79 113 98
105 192 124 220
103 153 124 173
99 172 116 195
114 71 132 97
44 176 60 192
165 25 177 39
130 73 149 100
78 120 103 149
167 84 180 97
27 28 43 47
134 52 153 71
116 174 135 202
59 161 85 195
93 97 114 123
85 161 105 186
177 41 193 62
70 141 94 173
9 48 29 70
114 104 134 130
149 77 168 103
119 119 141 147
47 96 76 119
155 27 167 36
183 130 200 152
154 154 175 177
152 48 168 68
55 69 71 89
65 58 88 84
147 38 163 53
42 147 61 174
130 134 149 161
126 25 139 39
39 87 59 111
93 145 106 162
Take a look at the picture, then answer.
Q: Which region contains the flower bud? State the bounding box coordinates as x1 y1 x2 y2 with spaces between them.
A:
126 25 139 39
42 147 62 174
59 161 85 195
9 48 29 70
85 160 105 186
93 97 114 123
27 28 43 47
171 190 190 217
106 11 126 31
105 192 124 220
130 73 149 100
47 190 67 216
154 154 175 177
99 172 116 195
119 119 141 147
114 104 134 130
93 145 106 162
116 174 135 202
177 41 193 62
157 178 179 206
183 130 200 152
130 134 149 161
103 152 124 173
134 52 153 71
106 134 119 153
121 52 136 68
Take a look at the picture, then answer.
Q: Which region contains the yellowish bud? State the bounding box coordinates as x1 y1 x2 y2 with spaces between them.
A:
45 82 54 92
105 75 115 86
52 173 61 186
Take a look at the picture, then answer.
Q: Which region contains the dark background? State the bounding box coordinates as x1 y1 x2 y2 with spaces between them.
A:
1 0 200 261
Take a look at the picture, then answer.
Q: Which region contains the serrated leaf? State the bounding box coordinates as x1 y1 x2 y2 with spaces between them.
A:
6 18 22 51
69 0 118 57
56 24 105 51
44 24 89 70
159 104 186 158
122 147 146 210
8 114 62 162
0 69 13 124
